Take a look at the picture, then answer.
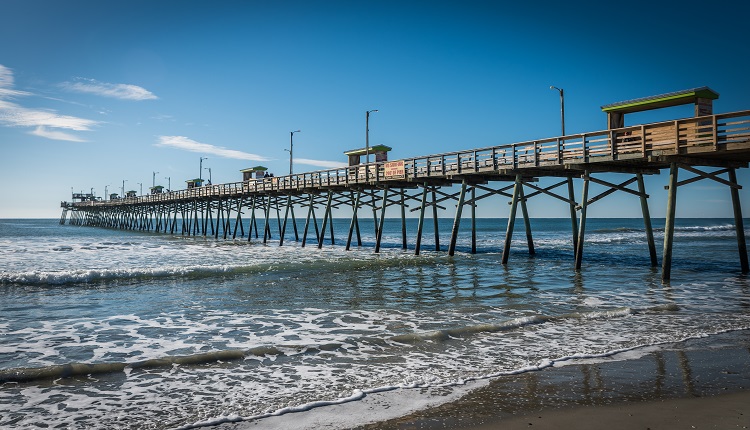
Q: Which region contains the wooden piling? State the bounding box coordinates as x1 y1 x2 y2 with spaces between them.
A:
728 168 749 273
448 180 467 256
502 175 522 264
575 171 590 270
415 184 428 256
662 163 678 281
636 173 658 266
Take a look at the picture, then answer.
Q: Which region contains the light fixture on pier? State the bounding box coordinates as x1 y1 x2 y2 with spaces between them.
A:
288 130 301 175
366 110 378 181
550 86 565 136
200 157 208 183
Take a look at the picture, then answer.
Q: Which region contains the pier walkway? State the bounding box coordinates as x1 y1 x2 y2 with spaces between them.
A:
61 105 750 281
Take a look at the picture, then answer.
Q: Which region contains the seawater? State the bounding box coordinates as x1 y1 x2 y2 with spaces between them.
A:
1 218 749 429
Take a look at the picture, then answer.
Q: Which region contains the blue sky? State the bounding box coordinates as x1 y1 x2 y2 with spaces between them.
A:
1 0 749 218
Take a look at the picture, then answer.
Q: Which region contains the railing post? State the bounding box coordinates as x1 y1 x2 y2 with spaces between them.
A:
712 115 719 151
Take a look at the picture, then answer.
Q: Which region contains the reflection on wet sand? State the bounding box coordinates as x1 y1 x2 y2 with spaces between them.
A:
360 332 750 429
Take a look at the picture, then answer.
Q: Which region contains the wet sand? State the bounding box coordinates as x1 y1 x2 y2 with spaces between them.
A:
224 330 750 429
358 330 750 430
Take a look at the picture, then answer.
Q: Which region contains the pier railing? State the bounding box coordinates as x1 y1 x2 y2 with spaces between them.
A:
68 110 750 208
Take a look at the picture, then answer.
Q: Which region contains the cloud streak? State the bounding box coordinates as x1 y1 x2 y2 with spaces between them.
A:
29 126 88 142
295 158 347 169
0 65 99 141
0 100 98 131
156 136 270 161
61 78 157 101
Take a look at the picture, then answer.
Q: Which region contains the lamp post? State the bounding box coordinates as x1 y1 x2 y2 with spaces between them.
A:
289 130 300 175
165 176 171 191
550 86 565 136
366 109 378 180
121 180 127 197
152 171 159 188
104 185 109 201
199 157 208 183
137 182 143 196
204 167 212 184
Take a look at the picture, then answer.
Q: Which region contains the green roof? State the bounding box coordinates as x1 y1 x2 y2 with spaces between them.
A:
601 87 719 114
240 166 268 172
344 145 393 156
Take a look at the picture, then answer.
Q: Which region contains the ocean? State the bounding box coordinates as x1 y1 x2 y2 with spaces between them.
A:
1 217 749 429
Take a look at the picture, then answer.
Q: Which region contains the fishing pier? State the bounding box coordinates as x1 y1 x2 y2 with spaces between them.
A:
60 88 750 280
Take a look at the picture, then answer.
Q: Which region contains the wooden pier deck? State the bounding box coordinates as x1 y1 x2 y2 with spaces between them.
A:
61 108 750 280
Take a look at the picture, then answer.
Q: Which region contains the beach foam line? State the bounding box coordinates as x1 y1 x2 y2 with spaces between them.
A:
0 341 352 384
182 327 750 429
389 305 679 344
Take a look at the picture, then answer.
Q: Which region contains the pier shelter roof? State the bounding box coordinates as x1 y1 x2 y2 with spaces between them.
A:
344 145 392 157
601 87 719 129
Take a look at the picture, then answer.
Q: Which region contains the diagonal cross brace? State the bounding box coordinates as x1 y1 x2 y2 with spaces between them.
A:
666 165 742 190
576 176 644 209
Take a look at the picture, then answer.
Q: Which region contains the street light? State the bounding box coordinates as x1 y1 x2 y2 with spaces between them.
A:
104 185 110 201
152 171 159 188
288 130 300 175
137 182 143 196
550 86 565 136
121 180 127 197
366 109 378 180
165 176 171 191
204 167 212 184
199 157 208 183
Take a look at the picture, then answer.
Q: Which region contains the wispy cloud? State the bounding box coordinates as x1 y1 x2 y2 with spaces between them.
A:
0 100 98 131
156 136 270 161
296 158 347 169
0 65 99 141
61 78 157 101
29 126 87 142
0 65 31 98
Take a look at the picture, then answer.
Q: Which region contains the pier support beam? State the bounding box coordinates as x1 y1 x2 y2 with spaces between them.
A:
318 191 333 249
346 190 362 251
637 173 658 266
729 168 749 273
448 180 467 256
502 175 522 265
375 187 389 253
661 163 678 280
415 184 428 256
568 177 578 252
575 171 590 271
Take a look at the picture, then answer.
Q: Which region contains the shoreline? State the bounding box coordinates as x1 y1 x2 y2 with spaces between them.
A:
224 329 750 429
358 329 750 429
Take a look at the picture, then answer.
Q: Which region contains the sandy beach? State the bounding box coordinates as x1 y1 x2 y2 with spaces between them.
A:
356 330 750 430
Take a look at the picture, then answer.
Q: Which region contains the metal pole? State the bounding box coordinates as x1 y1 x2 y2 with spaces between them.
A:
366 109 378 182
550 86 565 136
290 130 300 175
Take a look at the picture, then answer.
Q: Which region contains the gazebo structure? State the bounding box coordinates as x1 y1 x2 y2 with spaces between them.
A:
601 86 719 129
186 179 204 189
344 144 392 166
149 185 164 195
240 166 268 181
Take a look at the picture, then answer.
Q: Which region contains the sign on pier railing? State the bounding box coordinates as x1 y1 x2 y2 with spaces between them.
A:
383 160 405 179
